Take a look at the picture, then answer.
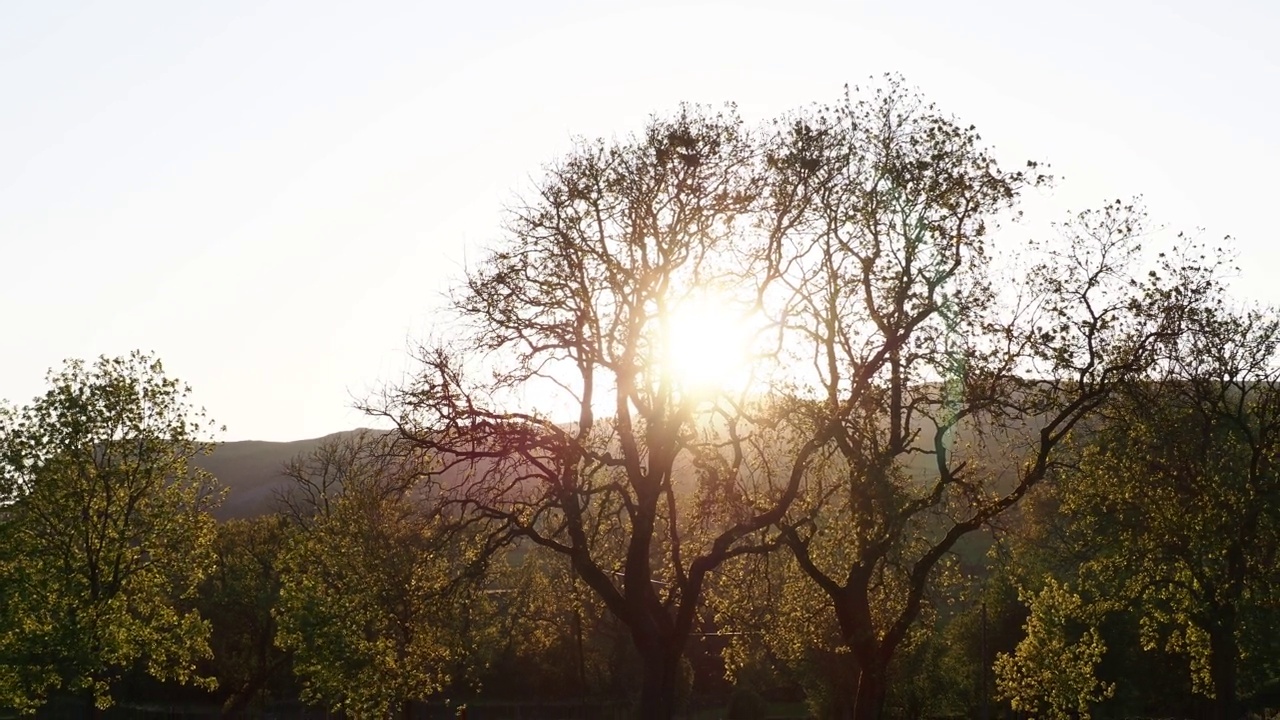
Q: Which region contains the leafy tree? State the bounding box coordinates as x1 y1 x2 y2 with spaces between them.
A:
198 515 292 715
754 81 1221 717
1052 303 1280 720
274 431 489 718
994 578 1114 719
998 436 1199 717
477 548 618 700
0 352 222 712
366 101 827 718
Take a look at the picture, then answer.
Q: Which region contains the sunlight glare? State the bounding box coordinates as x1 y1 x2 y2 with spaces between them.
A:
661 293 755 397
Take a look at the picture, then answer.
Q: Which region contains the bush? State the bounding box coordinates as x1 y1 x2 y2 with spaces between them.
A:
726 686 769 720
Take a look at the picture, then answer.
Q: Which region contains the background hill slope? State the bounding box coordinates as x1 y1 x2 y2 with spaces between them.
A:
197 430 376 520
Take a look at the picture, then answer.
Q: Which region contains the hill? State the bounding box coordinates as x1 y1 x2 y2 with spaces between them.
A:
197 430 379 520
198 392 1044 523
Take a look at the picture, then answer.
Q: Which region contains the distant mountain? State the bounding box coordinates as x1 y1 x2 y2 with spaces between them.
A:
196 430 380 520
197 401 1038 523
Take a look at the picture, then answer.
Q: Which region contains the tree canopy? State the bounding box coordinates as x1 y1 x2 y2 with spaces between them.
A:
1026 303 1280 720
0 352 222 711
2 77 1272 720
365 76 1228 718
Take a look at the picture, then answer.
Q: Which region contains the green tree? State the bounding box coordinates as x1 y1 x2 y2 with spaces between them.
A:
1054 303 1280 720
994 579 1114 719
274 431 489 718
0 352 222 713
198 515 292 716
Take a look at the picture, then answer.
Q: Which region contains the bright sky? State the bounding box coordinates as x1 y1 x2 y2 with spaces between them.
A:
2 0 1277 441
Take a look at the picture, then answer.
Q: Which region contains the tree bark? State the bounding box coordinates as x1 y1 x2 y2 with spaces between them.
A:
636 645 680 719
826 651 858 720
831 578 891 720
81 691 102 720
1208 618 1238 720
852 666 888 720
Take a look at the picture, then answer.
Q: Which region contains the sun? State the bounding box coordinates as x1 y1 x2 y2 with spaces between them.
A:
659 291 756 397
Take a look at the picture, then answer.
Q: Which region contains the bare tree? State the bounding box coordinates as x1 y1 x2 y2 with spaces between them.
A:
274 429 412 528
365 78 1222 718
763 80 1225 719
365 104 831 717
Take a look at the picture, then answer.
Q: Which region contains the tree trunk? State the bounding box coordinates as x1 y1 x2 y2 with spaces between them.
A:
827 651 858 720
831 579 890 720
221 665 281 717
1208 620 1238 720
852 666 887 720
636 648 680 719
221 652 292 717
574 604 588 694
82 691 102 720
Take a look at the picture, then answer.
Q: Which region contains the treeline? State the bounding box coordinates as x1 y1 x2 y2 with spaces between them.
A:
3 76 1279 720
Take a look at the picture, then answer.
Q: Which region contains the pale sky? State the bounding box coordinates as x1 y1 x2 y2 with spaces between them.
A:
2 0 1277 441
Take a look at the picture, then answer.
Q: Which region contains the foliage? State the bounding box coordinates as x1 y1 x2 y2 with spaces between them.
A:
1048 303 1280 719
0 352 221 712
994 578 1114 719
713 527 989 718
273 431 490 718
475 547 634 700
712 530 934 718
197 515 292 714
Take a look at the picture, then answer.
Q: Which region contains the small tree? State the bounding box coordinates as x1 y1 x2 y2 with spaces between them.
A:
0 352 221 712
274 431 489 718
198 515 292 715
994 579 1114 719
1052 302 1280 720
